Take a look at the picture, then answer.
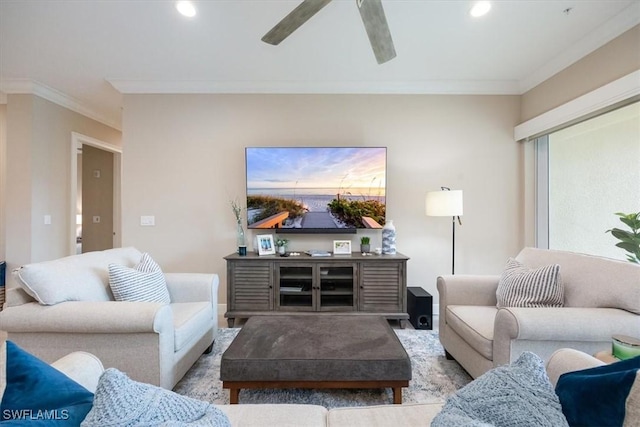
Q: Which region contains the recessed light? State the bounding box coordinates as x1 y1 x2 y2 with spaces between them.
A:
470 1 491 18
176 1 196 18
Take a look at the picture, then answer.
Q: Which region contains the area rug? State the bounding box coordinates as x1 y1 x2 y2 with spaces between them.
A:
174 328 471 408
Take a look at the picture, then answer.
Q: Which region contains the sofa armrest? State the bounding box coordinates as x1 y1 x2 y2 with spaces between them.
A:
546 348 605 387
493 307 639 365
51 351 105 393
437 275 500 307
0 301 172 334
165 273 218 304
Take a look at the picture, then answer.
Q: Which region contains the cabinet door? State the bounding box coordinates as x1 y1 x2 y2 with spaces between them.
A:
229 262 272 311
318 263 356 312
359 262 404 312
276 264 313 311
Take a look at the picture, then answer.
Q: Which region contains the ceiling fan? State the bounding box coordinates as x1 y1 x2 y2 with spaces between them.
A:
261 0 396 64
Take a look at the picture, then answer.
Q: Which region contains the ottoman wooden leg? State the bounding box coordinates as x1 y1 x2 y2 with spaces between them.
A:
230 388 240 404
393 387 402 404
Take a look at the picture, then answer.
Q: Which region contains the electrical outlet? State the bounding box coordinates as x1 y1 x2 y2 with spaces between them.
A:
140 216 155 226
93 216 101 223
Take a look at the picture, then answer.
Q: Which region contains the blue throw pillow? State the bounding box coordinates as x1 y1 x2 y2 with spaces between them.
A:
432 351 569 427
555 355 640 427
0 341 94 425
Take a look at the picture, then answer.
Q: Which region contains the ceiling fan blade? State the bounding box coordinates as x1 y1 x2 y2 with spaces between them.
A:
262 0 333 45
357 0 396 64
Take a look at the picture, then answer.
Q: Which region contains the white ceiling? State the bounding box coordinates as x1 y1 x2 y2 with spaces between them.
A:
1 0 639 130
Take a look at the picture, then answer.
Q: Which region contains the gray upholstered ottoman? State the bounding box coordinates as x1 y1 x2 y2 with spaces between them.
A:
220 315 411 404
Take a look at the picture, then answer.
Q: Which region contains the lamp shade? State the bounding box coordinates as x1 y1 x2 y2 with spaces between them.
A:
426 190 463 217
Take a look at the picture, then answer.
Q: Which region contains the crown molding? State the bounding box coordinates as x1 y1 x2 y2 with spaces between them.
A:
0 79 121 131
107 78 522 95
519 3 640 93
514 70 640 141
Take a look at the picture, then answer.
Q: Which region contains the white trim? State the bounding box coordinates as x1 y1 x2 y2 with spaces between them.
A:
519 3 640 93
107 78 522 95
69 132 123 256
1 79 121 131
514 70 640 141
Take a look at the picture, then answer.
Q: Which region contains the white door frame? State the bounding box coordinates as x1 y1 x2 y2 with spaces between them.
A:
69 132 122 255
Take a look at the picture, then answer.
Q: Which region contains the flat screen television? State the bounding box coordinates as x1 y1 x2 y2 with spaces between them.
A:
245 147 387 234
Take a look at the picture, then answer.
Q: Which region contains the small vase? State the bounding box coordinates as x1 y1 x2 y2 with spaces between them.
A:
236 222 246 253
361 244 371 253
278 246 286 255
382 220 396 255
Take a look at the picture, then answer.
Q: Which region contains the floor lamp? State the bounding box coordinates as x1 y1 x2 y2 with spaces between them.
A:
426 187 463 274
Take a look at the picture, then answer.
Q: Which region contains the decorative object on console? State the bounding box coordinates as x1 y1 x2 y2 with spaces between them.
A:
381 220 396 254
230 200 246 254
333 240 352 255
305 249 332 257
257 234 276 256
275 238 289 255
426 187 463 274
360 236 371 253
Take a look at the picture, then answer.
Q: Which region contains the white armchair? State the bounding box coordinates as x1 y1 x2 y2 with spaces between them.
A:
438 247 640 378
0 247 218 389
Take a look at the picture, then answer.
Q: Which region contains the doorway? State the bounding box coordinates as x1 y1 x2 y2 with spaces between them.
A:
69 132 122 256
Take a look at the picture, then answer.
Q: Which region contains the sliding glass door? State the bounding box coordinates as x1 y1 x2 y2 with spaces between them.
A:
536 102 640 260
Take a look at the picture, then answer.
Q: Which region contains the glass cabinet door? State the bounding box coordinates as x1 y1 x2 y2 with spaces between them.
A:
318 265 355 311
277 265 313 310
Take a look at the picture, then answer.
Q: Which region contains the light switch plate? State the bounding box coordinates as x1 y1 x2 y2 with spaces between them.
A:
140 216 155 226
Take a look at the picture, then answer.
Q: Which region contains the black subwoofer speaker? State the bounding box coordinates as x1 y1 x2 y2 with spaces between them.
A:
407 287 433 330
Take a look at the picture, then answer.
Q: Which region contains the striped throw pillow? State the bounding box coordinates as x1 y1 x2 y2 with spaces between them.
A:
108 253 170 303
496 258 563 308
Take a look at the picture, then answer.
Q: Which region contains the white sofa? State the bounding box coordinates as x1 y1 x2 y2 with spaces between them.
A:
57 347 604 426
0 247 219 389
438 247 640 378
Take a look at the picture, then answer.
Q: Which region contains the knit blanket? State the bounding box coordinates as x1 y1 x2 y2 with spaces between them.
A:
82 368 230 427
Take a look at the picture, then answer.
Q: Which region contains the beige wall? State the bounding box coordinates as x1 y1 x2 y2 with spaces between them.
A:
122 94 522 302
521 25 640 122
4 94 121 285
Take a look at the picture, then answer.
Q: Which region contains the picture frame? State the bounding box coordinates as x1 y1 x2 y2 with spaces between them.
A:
333 240 352 255
257 234 276 256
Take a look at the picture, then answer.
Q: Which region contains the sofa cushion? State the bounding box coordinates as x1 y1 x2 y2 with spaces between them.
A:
516 247 640 314
432 351 568 427
328 403 444 426
497 258 563 308
446 305 496 360
82 368 231 426
108 252 170 303
0 340 94 425
217 404 327 427
173 302 213 352
555 355 640 427
15 247 142 305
